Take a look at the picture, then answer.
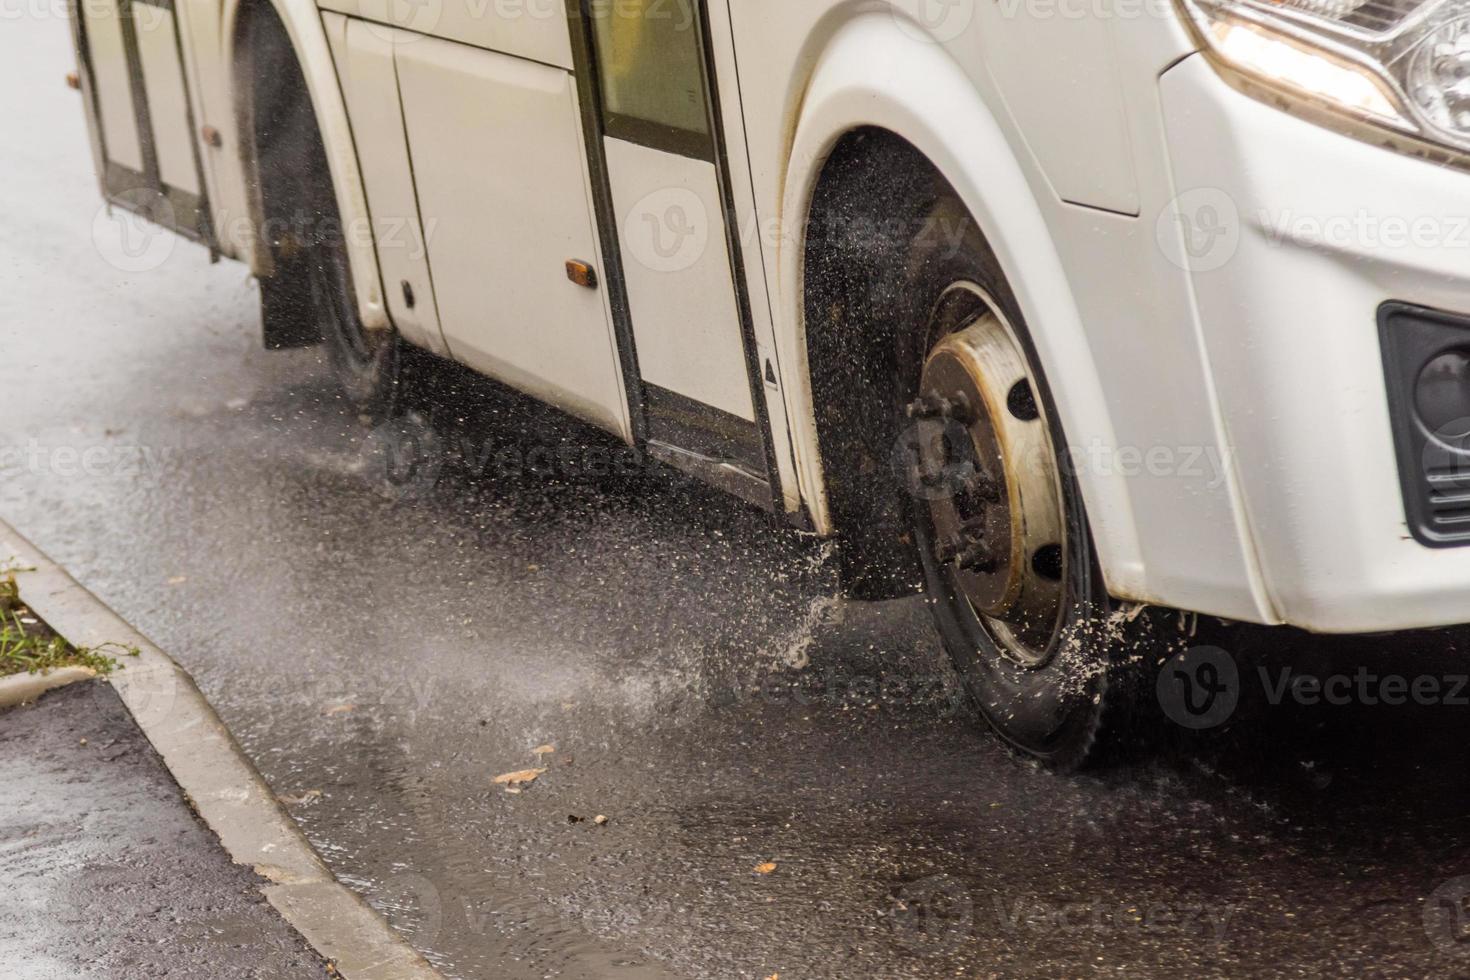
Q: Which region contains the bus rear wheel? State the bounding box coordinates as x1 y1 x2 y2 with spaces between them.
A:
307 239 400 420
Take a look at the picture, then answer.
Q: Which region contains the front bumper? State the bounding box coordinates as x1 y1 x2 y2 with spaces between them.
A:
1160 54 1470 634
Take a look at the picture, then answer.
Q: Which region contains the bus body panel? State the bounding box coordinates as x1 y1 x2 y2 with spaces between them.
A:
395 35 631 436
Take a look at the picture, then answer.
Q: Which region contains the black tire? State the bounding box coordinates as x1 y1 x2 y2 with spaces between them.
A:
242 3 400 420
894 194 1158 769
307 239 400 420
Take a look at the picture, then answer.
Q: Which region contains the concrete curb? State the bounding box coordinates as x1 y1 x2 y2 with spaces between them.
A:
0 665 97 708
0 519 443 980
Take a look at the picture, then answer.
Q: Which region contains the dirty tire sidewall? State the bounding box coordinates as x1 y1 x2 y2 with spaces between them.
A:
311 243 399 421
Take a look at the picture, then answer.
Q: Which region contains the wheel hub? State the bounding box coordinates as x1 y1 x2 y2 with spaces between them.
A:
908 286 1067 663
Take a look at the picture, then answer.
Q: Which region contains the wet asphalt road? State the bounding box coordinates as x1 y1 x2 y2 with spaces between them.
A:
1 681 329 978
10 14 1470 979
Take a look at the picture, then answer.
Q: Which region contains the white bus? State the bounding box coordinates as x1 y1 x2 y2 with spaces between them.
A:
65 0 1470 765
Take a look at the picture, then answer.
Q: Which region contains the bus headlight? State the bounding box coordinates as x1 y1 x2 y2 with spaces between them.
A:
1178 0 1470 157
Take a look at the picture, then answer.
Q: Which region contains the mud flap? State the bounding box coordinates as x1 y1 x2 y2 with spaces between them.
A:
258 257 321 350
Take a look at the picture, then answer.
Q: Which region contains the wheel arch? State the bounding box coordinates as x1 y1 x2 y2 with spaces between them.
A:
222 0 387 333
779 11 1146 599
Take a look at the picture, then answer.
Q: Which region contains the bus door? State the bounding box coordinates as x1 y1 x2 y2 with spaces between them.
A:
570 0 782 511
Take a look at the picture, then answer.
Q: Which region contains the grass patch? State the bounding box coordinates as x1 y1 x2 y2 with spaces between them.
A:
0 574 138 678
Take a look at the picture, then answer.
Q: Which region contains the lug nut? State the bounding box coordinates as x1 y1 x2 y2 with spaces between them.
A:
957 543 1000 574
906 394 945 419
935 521 1000 573
935 537 961 563
959 469 1001 504
907 392 978 425
947 392 977 425
958 515 989 540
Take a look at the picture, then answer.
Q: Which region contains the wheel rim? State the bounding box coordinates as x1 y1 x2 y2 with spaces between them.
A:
906 282 1067 666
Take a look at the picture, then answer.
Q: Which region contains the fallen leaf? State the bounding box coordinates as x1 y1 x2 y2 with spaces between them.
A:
754 862 777 874
532 744 555 757
493 767 547 788
277 789 322 806
323 703 356 716
167 576 187 585
765 974 779 980
594 814 608 825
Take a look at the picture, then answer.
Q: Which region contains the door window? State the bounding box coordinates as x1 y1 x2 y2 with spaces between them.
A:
591 0 711 155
